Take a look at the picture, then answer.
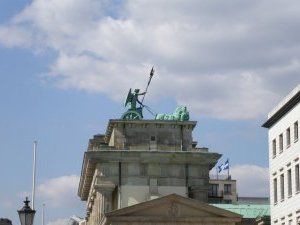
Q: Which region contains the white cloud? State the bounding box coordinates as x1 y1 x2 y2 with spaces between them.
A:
37 175 81 208
0 25 33 48
1 0 300 119
46 218 69 225
230 164 269 197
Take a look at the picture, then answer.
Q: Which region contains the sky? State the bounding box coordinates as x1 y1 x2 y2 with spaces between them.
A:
0 0 300 224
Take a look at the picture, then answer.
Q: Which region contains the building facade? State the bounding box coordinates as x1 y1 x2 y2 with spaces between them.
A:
77 79 245 225
78 119 225 225
208 175 238 204
263 84 300 225
103 194 241 225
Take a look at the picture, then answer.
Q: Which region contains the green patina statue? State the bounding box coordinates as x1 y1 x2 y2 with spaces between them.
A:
121 88 146 120
121 67 154 120
155 106 190 121
120 67 189 121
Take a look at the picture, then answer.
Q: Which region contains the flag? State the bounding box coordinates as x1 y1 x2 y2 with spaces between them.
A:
218 164 224 173
223 159 229 170
218 159 229 173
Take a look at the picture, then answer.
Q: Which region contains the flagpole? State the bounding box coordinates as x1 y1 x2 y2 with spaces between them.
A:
42 203 45 225
227 158 230 179
32 141 37 210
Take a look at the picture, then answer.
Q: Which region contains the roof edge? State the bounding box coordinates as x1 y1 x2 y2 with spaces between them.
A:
262 87 300 128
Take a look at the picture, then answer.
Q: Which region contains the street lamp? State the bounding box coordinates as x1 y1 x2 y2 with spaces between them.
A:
17 197 36 225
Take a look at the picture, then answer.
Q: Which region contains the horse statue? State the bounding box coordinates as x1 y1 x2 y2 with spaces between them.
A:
155 106 190 121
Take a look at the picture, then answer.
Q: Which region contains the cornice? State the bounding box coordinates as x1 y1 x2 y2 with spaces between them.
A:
262 90 300 128
78 150 221 201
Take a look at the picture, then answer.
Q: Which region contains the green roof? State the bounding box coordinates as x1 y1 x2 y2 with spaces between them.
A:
211 204 270 219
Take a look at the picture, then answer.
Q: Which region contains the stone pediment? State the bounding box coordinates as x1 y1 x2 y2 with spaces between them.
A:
103 194 241 225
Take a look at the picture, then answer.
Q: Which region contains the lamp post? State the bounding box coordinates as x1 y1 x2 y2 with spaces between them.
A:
17 197 36 225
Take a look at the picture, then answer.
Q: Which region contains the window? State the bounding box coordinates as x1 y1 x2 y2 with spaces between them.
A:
209 184 219 197
279 134 283 153
280 174 284 200
288 169 292 196
295 121 299 142
140 164 147 176
160 165 167 177
224 184 232 194
272 139 277 158
286 128 291 147
149 135 157 151
274 178 278 204
296 164 300 192
149 178 158 194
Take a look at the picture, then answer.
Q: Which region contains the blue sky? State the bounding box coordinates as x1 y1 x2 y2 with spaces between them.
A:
0 1 300 225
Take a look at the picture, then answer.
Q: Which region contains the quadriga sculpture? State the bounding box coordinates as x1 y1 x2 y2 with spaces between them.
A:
155 106 189 121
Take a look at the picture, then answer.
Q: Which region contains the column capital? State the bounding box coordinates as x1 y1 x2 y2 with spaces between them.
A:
94 181 116 196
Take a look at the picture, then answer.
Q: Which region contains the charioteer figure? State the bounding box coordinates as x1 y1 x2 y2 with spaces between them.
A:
126 88 146 110
121 88 146 120
121 88 145 120
121 67 154 120
120 67 189 121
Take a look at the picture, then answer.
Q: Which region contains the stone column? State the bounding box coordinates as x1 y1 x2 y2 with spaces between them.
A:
88 197 95 225
189 186 208 202
95 181 116 214
102 190 113 213
95 192 100 225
